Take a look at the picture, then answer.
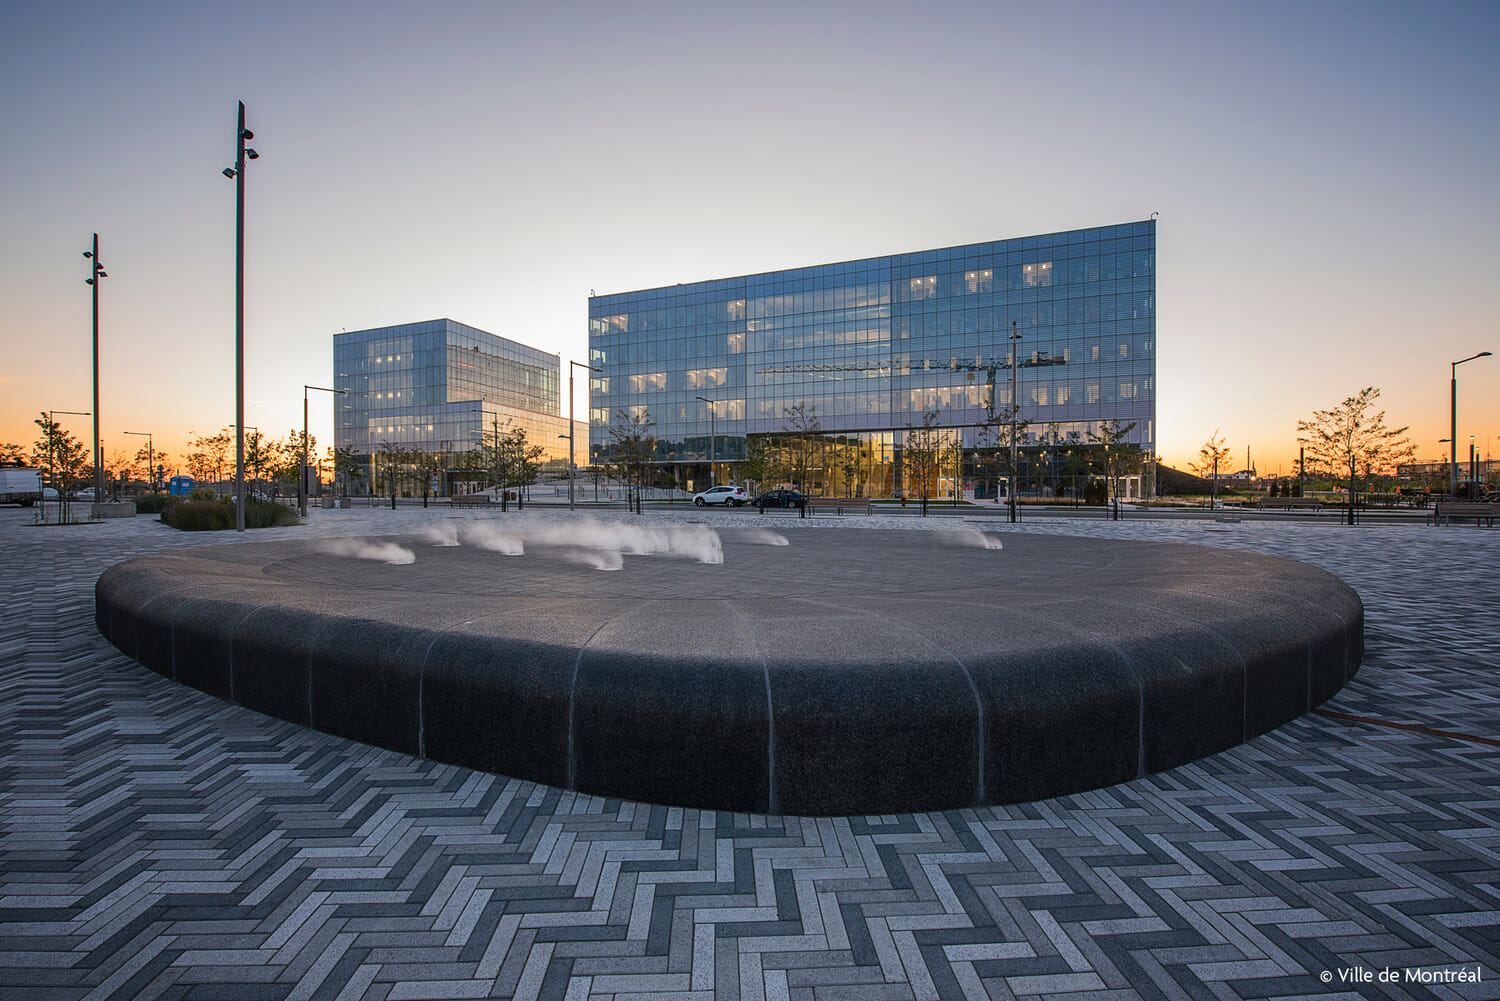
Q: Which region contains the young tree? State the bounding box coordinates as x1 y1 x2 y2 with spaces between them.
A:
1297 387 1415 526
978 402 1031 506
244 429 278 498
104 448 132 500
837 440 864 498
191 429 233 493
1060 433 1092 506
608 409 657 514
0 442 28 465
737 435 774 497
781 403 821 495
1190 429 1232 509
331 445 362 498
903 409 943 516
32 413 89 523
1090 419 1140 515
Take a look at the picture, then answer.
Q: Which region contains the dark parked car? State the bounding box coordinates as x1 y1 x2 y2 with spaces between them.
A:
753 489 806 510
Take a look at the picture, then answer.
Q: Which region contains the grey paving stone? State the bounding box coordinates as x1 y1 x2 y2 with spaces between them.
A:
0 507 1496 1001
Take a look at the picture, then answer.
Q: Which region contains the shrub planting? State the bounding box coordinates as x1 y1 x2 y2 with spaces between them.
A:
161 497 300 531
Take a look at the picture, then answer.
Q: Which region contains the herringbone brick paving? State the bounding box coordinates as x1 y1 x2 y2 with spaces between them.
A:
1 506 1496 1000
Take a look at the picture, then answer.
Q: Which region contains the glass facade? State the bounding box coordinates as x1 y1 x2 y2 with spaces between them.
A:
333 319 584 488
588 221 1155 495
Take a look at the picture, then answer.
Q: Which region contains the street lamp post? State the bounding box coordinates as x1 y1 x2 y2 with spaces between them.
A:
1008 321 1021 524
1450 351 1491 497
568 360 600 511
83 236 108 506
224 102 259 532
302 385 345 516
695 395 717 487
122 431 152 494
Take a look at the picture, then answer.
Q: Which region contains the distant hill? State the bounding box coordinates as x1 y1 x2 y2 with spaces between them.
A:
1155 462 1240 496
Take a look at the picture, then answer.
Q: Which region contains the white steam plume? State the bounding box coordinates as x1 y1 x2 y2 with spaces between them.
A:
459 522 525 555
939 528 1004 550
316 538 416 564
736 528 789 547
422 523 460 547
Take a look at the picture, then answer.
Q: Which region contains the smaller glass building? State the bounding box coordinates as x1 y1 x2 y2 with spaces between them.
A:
333 319 584 493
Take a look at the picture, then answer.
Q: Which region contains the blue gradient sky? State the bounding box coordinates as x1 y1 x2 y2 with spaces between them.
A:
3 1 1497 473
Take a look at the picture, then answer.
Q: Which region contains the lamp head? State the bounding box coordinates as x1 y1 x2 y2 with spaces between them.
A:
83 251 92 258
245 148 258 159
222 167 236 179
240 128 253 141
1481 351 1494 358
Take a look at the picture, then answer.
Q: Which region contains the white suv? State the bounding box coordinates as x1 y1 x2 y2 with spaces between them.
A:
692 485 748 507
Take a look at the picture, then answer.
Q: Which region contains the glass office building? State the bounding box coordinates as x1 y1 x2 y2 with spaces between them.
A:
588 220 1155 497
334 319 585 491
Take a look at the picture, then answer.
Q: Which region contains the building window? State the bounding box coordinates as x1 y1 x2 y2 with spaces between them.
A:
965 269 992 294
909 276 936 301
1023 261 1053 287
686 367 726 389
628 372 667 392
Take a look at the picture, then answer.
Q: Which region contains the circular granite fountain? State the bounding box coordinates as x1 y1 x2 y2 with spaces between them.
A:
95 526 1362 816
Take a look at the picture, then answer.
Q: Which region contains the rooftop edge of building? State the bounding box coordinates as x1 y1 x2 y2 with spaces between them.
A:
589 217 1156 304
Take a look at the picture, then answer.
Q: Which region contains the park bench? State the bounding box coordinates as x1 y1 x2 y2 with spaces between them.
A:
1256 497 1323 512
1431 501 1497 527
451 494 492 509
807 497 872 516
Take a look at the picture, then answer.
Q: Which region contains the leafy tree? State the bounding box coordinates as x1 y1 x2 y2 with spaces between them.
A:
737 435 775 496
977 402 1031 505
837 440 863 498
32 413 89 523
586 463 608 502
188 429 233 493
331 445 362 497
1060 433 1092 506
1090 420 1141 513
1297 387 1415 525
1191 429 1232 509
781 403 822 494
608 409 657 514
903 409 943 516
0 442 28 465
375 439 414 507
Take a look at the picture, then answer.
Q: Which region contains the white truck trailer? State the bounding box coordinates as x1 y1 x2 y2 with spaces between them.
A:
0 467 44 506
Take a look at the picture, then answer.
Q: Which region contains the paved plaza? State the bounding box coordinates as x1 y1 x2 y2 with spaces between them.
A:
2 505 1497 1000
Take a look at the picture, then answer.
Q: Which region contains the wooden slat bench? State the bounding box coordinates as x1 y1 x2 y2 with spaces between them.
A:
451 494 492 508
1432 502 1496 527
807 497 873 516
1256 497 1323 512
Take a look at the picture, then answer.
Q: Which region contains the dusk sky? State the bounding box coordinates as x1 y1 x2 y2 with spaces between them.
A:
3 1 1497 475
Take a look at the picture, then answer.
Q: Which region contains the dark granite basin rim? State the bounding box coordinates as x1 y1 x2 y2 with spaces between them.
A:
95 528 1363 816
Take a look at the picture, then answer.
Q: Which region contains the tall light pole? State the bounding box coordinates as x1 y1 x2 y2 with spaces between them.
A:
1451 351 1491 496
224 102 259 531
1008 320 1020 524
83 236 107 505
122 431 152 493
302 385 345 515
568 360 600 511
696 395 717 487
